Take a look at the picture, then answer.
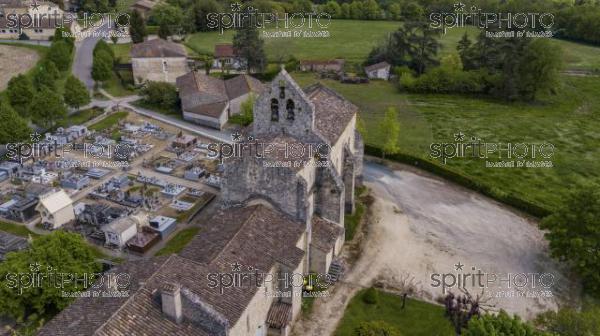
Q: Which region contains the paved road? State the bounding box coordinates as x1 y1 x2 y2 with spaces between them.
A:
73 23 111 91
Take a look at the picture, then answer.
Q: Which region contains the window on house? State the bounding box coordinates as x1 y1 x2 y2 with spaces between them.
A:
279 86 285 99
270 99 279 122
286 99 295 120
162 60 168 72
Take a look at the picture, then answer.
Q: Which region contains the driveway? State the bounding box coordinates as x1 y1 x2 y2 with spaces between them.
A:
292 161 577 335
73 22 111 91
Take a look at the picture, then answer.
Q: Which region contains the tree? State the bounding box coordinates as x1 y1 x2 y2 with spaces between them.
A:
233 9 267 73
379 107 400 159
64 75 90 109
33 60 60 90
363 287 379 304
53 26 75 50
535 305 600 336
92 50 113 83
129 9 147 43
29 88 67 128
192 0 220 32
406 21 440 75
229 93 255 126
93 40 114 59
6 74 34 116
353 321 401 336
47 40 72 71
457 32 475 70
0 231 101 324
464 311 550 336
151 3 185 38
323 1 341 18
515 39 562 101
0 100 31 144
139 81 179 110
540 184 600 294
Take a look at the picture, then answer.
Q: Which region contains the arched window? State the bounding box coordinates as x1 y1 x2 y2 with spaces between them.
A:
270 99 279 121
286 99 295 120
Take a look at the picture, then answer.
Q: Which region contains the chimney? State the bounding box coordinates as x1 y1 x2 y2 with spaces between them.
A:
161 282 182 323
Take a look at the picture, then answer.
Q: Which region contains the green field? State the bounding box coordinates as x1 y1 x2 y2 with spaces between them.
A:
55 107 103 128
335 289 454 336
155 227 200 256
110 43 132 63
187 22 599 71
186 20 400 64
89 111 128 131
0 221 39 238
292 71 600 211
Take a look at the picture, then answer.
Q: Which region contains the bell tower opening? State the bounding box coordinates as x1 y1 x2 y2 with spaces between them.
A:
270 98 279 122
286 99 295 120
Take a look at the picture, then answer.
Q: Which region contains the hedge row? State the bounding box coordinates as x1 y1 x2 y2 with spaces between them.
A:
364 145 552 218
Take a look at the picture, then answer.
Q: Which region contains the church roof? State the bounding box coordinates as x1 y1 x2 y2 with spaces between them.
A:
130 38 187 58
304 83 358 145
38 205 306 336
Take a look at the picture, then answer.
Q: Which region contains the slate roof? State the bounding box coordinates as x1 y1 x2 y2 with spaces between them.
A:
130 38 187 58
304 83 358 145
311 216 344 252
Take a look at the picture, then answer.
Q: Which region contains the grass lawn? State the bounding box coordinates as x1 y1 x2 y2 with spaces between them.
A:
155 227 200 256
103 70 136 97
132 100 183 119
89 111 128 131
291 71 600 211
335 289 454 336
55 107 103 128
110 43 132 63
186 20 400 64
0 221 39 238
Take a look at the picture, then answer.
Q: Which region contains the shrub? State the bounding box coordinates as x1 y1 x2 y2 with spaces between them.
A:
363 287 379 305
354 321 401 336
139 81 179 110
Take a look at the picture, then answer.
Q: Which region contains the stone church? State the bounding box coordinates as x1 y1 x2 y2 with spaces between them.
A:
38 69 363 336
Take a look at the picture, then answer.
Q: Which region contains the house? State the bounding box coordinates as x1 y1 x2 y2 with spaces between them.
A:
299 59 345 73
176 72 264 129
0 230 29 261
36 189 75 229
148 215 176 238
130 38 188 85
364 61 391 80
38 69 363 336
129 0 157 18
212 43 245 70
102 216 137 248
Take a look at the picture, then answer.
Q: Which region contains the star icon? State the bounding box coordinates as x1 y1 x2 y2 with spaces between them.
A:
30 0 39 11
453 2 465 11
29 262 41 272
231 262 242 272
231 132 242 142
454 262 464 271
30 132 41 143
454 131 465 142
230 2 241 12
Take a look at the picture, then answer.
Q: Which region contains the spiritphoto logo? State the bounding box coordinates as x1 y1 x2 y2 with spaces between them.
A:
206 132 331 168
430 2 554 36
207 2 331 37
4 262 131 297
430 262 555 299
429 131 554 167
206 262 332 298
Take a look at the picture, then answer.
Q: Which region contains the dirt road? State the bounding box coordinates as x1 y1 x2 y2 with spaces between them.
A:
292 161 578 336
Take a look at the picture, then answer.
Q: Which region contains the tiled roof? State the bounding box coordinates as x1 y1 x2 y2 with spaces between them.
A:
364 61 391 72
130 38 187 58
38 205 307 336
214 44 235 58
304 83 358 145
0 230 28 261
311 216 344 252
266 301 292 329
224 74 265 100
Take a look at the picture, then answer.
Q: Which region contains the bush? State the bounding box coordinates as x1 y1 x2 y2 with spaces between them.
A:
401 68 487 94
354 321 401 336
363 287 379 305
139 81 179 110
